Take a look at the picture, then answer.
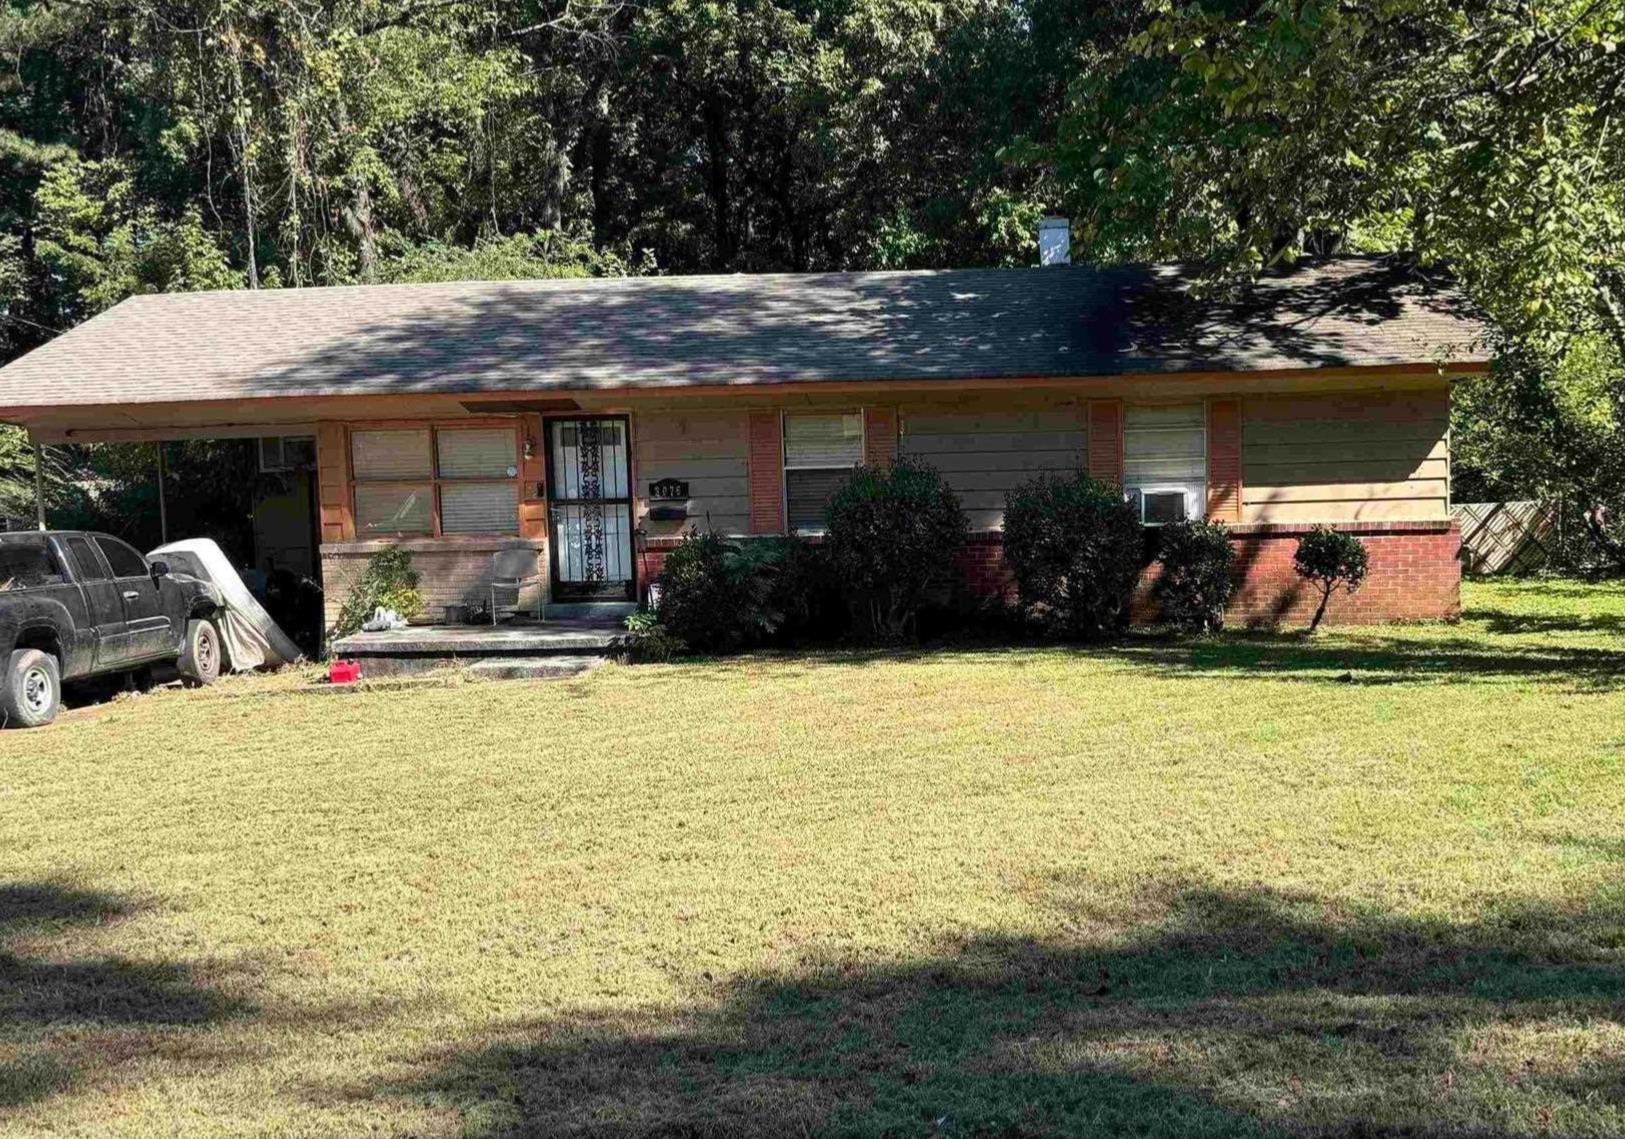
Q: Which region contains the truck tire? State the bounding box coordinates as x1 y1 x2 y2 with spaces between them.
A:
2 649 61 728
178 618 223 687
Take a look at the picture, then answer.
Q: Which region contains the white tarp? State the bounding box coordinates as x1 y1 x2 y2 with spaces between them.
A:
149 538 302 671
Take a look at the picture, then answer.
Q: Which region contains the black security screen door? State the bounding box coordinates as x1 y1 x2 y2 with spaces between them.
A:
546 418 635 600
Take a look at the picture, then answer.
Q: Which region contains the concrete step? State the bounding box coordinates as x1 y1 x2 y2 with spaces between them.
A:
465 655 606 681
543 601 638 622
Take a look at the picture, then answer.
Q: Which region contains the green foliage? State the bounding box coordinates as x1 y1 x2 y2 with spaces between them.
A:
1153 519 1235 632
822 459 967 641
1002 472 1144 639
653 532 800 654
1048 0 1625 568
624 608 683 662
374 230 642 284
332 546 424 640
1293 528 1371 632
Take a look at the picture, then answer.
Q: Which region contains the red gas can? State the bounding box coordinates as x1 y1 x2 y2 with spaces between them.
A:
328 659 363 685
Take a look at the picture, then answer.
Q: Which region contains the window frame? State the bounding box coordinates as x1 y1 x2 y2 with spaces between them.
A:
347 420 525 539
1122 403 1208 528
782 410 865 536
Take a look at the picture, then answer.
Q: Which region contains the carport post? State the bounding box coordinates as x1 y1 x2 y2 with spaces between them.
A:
31 432 45 531
156 441 169 544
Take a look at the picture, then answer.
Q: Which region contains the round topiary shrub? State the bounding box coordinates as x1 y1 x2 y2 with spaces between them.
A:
1002 472 1143 638
1292 525 1370 630
823 458 967 641
1153 519 1236 632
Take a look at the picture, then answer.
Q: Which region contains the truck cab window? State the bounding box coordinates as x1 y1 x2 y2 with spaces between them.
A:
97 537 149 578
63 536 108 582
0 537 63 590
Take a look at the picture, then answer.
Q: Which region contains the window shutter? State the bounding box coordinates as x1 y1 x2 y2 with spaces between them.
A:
748 411 786 534
1087 401 1124 486
316 423 354 541
863 407 898 466
1206 398 1243 522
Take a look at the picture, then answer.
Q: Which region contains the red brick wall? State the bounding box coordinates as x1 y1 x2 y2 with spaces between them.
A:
747 411 786 534
1220 521 1461 626
642 521 1461 627
955 521 1460 626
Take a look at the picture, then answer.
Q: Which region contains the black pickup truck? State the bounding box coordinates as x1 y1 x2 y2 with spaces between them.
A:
0 531 226 728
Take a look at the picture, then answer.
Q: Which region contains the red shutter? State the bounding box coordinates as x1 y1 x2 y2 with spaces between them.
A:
863 407 898 466
748 410 786 534
1206 398 1243 522
1087 400 1124 486
519 413 546 539
315 422 354 542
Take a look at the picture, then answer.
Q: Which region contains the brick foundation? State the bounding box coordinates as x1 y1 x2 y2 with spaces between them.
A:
644 521 1461 628
1219 521 1461 627
320 536 548 629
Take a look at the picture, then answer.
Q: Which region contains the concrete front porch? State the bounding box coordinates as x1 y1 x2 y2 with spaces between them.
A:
330 618 636 678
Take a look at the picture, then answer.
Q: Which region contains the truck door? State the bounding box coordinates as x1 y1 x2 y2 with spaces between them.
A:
59 536 128 669
95 536 176 663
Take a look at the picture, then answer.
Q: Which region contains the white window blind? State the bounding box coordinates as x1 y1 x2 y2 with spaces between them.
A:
437 428 517 479
440 482 519 534
355 484 433 534
784 412 863 534
785 413 863 467
1123 404 1206 524
352 429 432 479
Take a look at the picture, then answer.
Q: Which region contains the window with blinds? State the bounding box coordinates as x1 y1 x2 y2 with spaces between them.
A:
437 427 519 533
784 412 863 533
349 424 521 537
1122 404 1206 525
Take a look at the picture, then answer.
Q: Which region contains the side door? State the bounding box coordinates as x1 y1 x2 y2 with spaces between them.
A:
58 535 128 670
94 536 177 663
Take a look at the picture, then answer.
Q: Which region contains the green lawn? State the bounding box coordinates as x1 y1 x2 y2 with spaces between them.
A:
3 578 1624 1138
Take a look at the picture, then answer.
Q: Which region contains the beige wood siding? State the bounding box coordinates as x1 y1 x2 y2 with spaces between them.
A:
633 410 751 536
901 406 1087 530
1241 389 1450 523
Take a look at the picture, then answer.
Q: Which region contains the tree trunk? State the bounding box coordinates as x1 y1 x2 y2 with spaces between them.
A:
703 98 733 269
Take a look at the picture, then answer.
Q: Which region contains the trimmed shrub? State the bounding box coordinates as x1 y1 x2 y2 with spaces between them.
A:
1293 526 1370 630
822 458 968 640
731 535 847 644
652 533 821 653
1153 520 1236 632
1002 472 1143 638
332 546 424 639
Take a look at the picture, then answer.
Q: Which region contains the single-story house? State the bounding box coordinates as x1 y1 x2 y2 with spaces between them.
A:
0 253 1486 628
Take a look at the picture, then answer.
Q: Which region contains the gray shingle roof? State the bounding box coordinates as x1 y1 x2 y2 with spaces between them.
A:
0 257 1487 409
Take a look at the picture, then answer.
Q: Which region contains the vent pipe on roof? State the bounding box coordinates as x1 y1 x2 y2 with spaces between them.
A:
1038 217 1071 266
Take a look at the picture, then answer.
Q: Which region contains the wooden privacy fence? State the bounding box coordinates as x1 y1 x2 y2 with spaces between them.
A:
1451 500 1556 575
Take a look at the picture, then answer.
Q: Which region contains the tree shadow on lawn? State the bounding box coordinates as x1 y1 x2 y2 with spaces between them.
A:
646 628 1625 695
359 881 1625 1138
0 881 257 1109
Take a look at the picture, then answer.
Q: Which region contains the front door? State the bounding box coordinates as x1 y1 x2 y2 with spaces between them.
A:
59 534 129 669
96 536 176 662
546 418 635 601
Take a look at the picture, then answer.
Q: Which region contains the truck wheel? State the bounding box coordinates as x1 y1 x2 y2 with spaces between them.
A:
178 618 223 687
2 649 61 728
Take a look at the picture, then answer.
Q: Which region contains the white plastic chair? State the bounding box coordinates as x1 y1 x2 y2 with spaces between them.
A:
489 547 544 622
